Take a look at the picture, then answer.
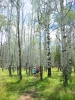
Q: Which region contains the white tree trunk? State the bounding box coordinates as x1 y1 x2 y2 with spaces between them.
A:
60 0 68 86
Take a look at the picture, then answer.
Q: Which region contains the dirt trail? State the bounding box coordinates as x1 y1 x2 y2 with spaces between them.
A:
19 89 39 100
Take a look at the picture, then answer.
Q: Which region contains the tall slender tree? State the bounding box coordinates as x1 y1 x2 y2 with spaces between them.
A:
16 0 22 80
60 0 68 86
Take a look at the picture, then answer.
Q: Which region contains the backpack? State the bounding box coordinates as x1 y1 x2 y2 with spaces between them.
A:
36 68 39 73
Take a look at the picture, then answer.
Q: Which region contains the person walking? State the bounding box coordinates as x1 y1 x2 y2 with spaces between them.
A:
33 67 36 79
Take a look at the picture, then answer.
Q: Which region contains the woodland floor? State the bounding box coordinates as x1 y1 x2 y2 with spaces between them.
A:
0 68 75 100
19 75 40 100
19 89 39 100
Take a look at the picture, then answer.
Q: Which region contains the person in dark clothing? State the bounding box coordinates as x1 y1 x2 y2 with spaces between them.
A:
36 67 40 77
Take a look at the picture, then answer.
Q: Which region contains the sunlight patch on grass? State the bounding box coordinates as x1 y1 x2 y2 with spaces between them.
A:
0 68 75 100
0 84 6 100
59 91 75 100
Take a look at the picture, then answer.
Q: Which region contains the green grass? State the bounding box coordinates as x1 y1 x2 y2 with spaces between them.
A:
0 68 75 100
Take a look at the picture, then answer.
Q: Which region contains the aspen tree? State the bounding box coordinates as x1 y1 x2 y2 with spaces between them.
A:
67 26 72 74
60 0 68 86
0 28 3 71
7 0 12 77
38 0 43 80
16 0 22 80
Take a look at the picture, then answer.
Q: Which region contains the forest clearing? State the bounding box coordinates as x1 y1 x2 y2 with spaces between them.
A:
0 68 75 100
1 0 75 100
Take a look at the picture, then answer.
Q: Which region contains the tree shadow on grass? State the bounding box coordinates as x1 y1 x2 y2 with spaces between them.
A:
47 84 75 100
6 76 64 100
5 76 50 96
23 89 39 99
47 85 62 100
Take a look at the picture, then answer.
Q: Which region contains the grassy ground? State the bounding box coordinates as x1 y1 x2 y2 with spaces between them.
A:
0 68 75 100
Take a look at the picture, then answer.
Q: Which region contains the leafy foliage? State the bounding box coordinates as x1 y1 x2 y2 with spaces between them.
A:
54 45 61 67
0 14 7 30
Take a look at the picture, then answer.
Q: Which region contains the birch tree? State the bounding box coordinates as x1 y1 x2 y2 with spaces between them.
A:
7 0 12 77
31 0 43 79
60 0 68 86
16 0 22 80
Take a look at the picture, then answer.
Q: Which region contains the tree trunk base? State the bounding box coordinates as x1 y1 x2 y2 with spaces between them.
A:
48 67 51 77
